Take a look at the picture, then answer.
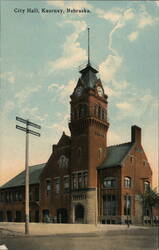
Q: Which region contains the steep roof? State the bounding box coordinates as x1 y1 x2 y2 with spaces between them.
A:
98 142 133 169
57 132 71 146
79 63 98 89
0 163 45 189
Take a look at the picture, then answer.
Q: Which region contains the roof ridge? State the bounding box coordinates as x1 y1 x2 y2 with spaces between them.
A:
108 142 132 148
29 163 45 168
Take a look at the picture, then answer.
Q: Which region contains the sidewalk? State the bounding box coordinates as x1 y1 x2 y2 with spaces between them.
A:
0 223 149 236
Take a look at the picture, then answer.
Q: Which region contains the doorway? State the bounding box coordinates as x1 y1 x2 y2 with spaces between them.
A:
34 210 39 222
75 204 84 223
57 208 68 223
7 211 12 222
42 209 50 223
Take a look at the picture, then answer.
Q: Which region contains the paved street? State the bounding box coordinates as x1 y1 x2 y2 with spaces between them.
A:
0 227 158 250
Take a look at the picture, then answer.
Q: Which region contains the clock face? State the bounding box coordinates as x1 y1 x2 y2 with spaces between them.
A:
75 86 83 97
97 86 103 97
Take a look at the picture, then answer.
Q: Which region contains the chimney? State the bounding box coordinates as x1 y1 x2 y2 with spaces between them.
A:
131 125 141 144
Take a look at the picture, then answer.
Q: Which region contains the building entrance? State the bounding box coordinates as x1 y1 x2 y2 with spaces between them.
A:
42 209 50 222
7 211 12 222
75 204 84 223
57 208 68 223
15 211 22 222
35 210 39 222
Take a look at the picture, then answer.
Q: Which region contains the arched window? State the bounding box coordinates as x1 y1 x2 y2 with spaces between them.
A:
78 104 82 118
77 147 82 158
98 106 101 119
83 104 88 116
105 108 107 121
98 148 102 160
144 181 150 191
74 109 78 119
78 104 88 118
94 105 97 117
102 109 105 120
124 177 131 188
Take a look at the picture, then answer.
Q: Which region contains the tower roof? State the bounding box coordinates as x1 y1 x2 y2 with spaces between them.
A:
78 28 99 89
79 63 98 89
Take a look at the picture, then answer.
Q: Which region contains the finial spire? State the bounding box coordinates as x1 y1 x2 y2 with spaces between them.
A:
88 27 90 65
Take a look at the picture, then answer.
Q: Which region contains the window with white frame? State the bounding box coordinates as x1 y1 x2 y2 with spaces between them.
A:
124 177 131 188
144 181 150 191
124 195 131 215
64 176 70 191
103 177 116 188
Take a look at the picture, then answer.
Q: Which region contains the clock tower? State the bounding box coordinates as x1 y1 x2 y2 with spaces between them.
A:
69 29 109 224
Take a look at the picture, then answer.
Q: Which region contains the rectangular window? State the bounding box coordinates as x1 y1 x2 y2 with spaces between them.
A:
8 192 12 202
55 178 60 194
103 195 117 216
78 173 82 188
71 171 88 189
29 191 33 201
6 192 9 202
46 179 51 196
103 177 116 188
35 187 39 201
72 174 78 189
0 193 4 202
83 172 88 188
124 177 131 188
64 176 70 191
124 195 131 215
18 192 22 201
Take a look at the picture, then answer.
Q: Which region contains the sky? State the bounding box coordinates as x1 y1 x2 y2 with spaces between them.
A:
0 1 159 189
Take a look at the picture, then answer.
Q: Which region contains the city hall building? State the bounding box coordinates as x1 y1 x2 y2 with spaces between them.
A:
0 58 154 225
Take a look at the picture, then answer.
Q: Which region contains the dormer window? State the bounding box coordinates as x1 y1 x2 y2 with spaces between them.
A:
124 177 131 188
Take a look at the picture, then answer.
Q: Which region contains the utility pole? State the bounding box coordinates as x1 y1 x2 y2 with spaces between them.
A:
16 116 41 235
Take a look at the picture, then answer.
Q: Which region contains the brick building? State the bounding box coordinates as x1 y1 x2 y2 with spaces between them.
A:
0 164 45 222
0 60 156 225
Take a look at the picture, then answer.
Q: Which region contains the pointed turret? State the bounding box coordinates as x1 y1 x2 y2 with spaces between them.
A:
79 28 99 89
